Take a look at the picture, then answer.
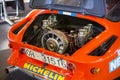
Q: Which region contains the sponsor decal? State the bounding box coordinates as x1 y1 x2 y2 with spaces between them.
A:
109 49 120 72
117 49 120 56
24 63 65 80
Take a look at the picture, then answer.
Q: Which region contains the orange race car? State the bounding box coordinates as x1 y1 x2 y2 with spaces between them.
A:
7 0 120 80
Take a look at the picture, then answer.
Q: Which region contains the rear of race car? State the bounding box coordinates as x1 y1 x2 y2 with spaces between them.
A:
7 0 120 79
7 8 120 80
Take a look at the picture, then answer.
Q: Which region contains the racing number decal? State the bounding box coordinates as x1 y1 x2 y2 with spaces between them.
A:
41 54 67 68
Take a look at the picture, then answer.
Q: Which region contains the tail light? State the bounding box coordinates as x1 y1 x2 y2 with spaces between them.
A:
91 67 101 74
19 48 25 54
67 63 75 72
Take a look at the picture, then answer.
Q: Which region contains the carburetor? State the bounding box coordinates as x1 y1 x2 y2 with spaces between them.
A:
42 15 57 30
75 24 93 47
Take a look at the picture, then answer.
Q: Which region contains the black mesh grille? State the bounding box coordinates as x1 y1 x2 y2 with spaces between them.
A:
89 35 117 56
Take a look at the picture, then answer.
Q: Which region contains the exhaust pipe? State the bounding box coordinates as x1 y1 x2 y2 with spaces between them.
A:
5 66 19 73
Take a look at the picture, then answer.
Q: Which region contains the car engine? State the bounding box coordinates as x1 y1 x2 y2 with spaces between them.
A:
23 14 104 55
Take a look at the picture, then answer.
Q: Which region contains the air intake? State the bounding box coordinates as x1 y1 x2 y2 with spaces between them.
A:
13 22 27 34
89 35 117 56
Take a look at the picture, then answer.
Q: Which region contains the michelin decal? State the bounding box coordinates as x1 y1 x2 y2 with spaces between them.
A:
109 49 120 72
24 63 65 80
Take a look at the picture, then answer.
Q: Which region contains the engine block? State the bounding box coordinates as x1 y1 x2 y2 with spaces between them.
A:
22 14 104 55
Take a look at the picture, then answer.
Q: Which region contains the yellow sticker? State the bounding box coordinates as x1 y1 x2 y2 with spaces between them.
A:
24 63 65 80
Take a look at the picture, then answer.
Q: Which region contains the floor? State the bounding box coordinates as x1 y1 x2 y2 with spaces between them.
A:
0 49 10 80
0 23 9 50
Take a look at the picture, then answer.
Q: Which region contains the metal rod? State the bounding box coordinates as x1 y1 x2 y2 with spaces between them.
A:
1 0 14 25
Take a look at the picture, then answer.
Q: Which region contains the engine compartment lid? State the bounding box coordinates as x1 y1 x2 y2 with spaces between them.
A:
29 0 106 17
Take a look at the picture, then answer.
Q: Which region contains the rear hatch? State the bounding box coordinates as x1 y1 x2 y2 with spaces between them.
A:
29 0 106 17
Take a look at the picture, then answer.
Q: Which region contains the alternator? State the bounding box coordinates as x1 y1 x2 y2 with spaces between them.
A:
41 30 69 54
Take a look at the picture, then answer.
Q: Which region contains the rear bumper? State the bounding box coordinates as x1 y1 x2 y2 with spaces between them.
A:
8 45 120 80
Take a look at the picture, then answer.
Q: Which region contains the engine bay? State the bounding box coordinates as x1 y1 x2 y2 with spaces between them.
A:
23 14 105 55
